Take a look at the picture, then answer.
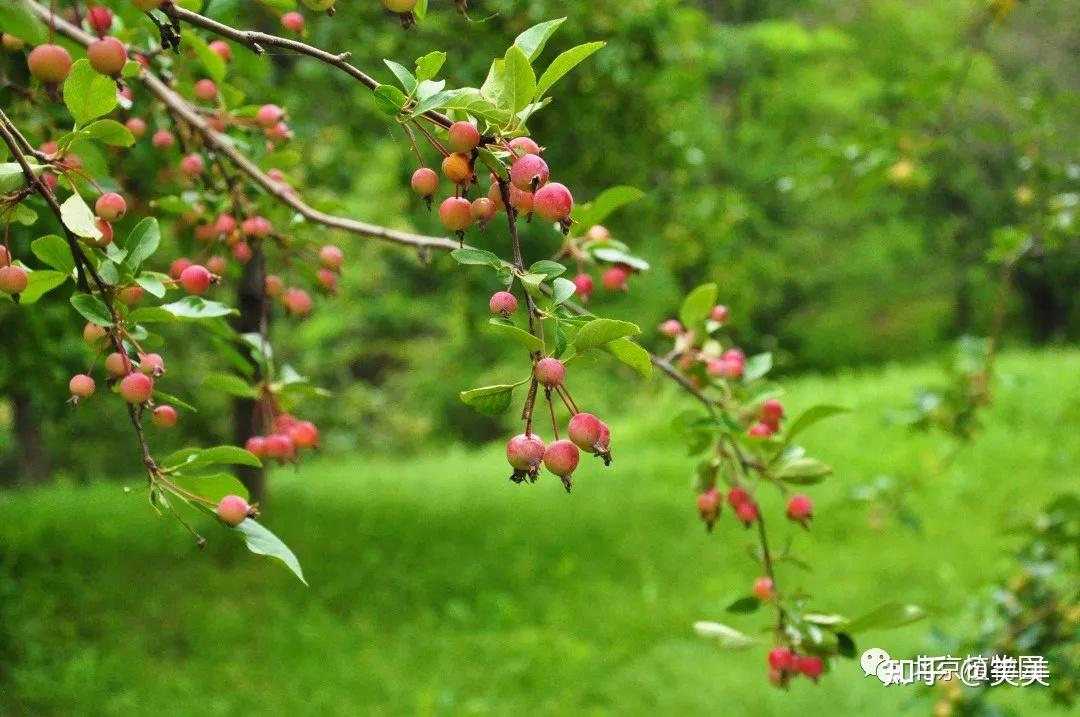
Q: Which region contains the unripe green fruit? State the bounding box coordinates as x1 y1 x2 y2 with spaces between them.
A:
216 494 251 526
447 121 480 153
302 0 336 11
383 0 418 11
119 372 153 403
87 37 127 77
27 44 72 83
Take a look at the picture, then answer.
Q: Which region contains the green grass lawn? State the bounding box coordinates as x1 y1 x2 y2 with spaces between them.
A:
1 349 1077 716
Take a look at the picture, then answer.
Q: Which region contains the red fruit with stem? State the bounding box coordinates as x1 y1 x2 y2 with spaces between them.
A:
118 285 142 305
169 257 192 280
215 214 237 236
761 399 784 428
289 421 319 449
241 216 272 238
179 264 212 295
208 40 231 61
126 117 147 137
265 433 296 462
87 36 127 76
572 273 594 302
798 656 825 680
586 225 610 241
89 218 114 248
509 136 541 156
151 405 177 428
383 0 418 12
753 576 775 601
316 268 337 292
471 197 496 222
180 153 205 176
231 242 253 263
736 500 760 526
697 488 721 529
152 130 175 150
119 372 153 403
768 648 797 672
438 197 472 231
194 79 218 102
138 353 165 376
510 154 549 191
544 440 580 491
567 412 604 452
711 305 729 322
660 319 683 338
283 287 313 316
319 245 344 272
95 192 126 221
83 322 107 345
205 256 227 276
506 434 545 471
69 374 96 399
534 358 565 388
245 436 267 458
87 6 113 34
727 485 750 507
509 186 534 214
256 104 284 128
265 274 283 297
601 265 631 292
27 44 73 83
105 352 128 377
533 182 573 223
786 494 813 522
265 121 291 142
488 291 518 317
281 12 305 32
441 153 473 185
0 265 28 295
411 167 439 197
748 422 774 438
447 121 480 153
0 245 8 265
216 495 251 526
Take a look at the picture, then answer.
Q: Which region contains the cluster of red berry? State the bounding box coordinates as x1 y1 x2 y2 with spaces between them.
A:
245 414 321 466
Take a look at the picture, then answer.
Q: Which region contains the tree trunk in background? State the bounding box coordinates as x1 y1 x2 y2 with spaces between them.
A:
11 391 52 485
232 247 267 505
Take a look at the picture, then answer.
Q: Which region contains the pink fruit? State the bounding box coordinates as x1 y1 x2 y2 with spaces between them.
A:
752 576 775 601
194 79 217 102
711 305 729 322
138 353 165 376
506 433 545 475
786 494 813 522
83 322 107 345
241 216 272 238
105 352 129 377
0 265 28 294
508 185 533 214
119 372 154 403
748 422 774 438
319 245 344 271
87 6 113 34
283 287 313 316
567 412 603 452
208 40 231 61
264 433 295 462
543 439 580 491
470 197 496 222
488 291 517 317
126 117 147 137
87 36 127 76
727 486 750 508
118 285 142 305
510 154 549 191
798 656 825 680
447 121 480 153
151 405 177 428
265 274 283 297
697 488 721 527
231 242 253 263
281 11 305 32
761 399 784 428
245 436 267 458
69 374 96 399
180 153 205 176
438 197 472 231
586 225 610 241
216 494 251 526
27 44 72 83
660 319 683 338
411 167 439 197
289 421 319 449
205 255 227 276
736 500 760 526
441 153 473 184
509 136 541 156
533 182 573 223
768 648 797 672
601 265 631 292
256 104 284 128
152 130 175 150
169 257 193 280
534 358 565 388
95 192 126 221
572 273 594 301
316 268 336 292
179 264 212 294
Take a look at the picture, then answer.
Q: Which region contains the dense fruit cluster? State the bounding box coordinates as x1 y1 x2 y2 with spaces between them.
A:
245 413 321 465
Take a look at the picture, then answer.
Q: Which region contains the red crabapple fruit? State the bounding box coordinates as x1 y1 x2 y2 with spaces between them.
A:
601 265 631 292
152 130 175 150
586 225 610 241
798 656 825 681
567 412 603 452
509 186 533 214
138 353 165 376
660 320 683 338
533 182 573 223
736 500 760 526
0 265 28 295
510 154 549 191
283 287 313 316
216 494 251 526
411 167 439 197
179 264 212 295
194 79 218 102
118 285 142 305
748 422 774 438
69 374 96 399
180 153 205 176
768 648 797 672
319 245 344 272
282 12 305 32
697 488 721 530
447 121 480 153
289 421 319 449
761 399 784 428
471 197 496 223
506 433 545 482
152 405 177 428
208 40 231 61
438 197 472 232
256 104 284 128
544 440 580 492
87 37 127 76
572 273 594 302
711 305 729 322
441 153 473 184
488 291 518 317
265 274 283 297
87 6 113 34
753 576 775 601
786 494 813 523
509 137 541 156
119 372 154 403
27 44 72 83
245 436 267 458
126 117 146 137
83 322 107 345
727 486 750 508
534 358 565 388
95 192 126 221
105 352 128 377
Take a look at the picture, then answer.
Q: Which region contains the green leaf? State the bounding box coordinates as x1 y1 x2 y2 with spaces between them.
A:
551 277 576 305
743 352 773 381
373 85 408 116
204 373 260 399
680 283 717 330
503 46 537 114
535 41 605 99
0 162 44 193
603 337 653 378
422 88 513 127
156 297 235 320
123 218 160 271
488 318 543 353
70 294 112 326
784 405 851 444
837 632 857 659
590 247 650 271
775 457 832 484
572 318 641 351
692 621 758 649
31 235 75 274
165 445 262 472
235 519 307 586
63 59 118 127
573 186 646 229
152 390 198 413
529 260 566 279
384 59 417 95
513 18 566 61
183 30 226 83
726 596 762 614
414 51 446 83
83 119 135 147
172 472 249 504
459 384 515 416
0 1 47 44
844 603 926 633
60 192 102 240
450 248 502 269
15 269 68 304
135 274 167 298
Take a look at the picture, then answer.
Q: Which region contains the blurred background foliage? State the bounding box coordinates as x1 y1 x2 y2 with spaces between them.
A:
1 0 1077 482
